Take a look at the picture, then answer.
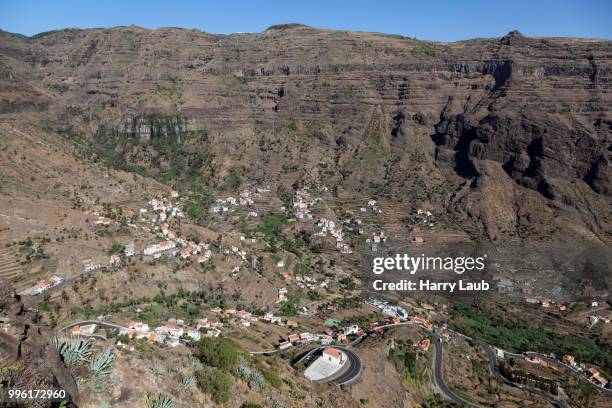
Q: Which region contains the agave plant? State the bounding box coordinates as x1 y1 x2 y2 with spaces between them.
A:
250 370 264 387
150 363 165 377
235 357 252 381
270 395 286 408
89 347 115 391
146 393 176 408
188 355 203 371
53 335 94 367
178 375 195 390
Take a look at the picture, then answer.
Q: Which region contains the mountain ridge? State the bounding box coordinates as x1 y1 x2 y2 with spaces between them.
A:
0 26 610 242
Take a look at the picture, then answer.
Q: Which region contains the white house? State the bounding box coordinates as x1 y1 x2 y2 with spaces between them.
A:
166 337 180 347
144 241 177 255
128 321 149 333
186 329 201 341
125 242 135 257
318 334 333 345
163 323 184 337
322 347 344 364
196 319 210 330
206 329 221 338
79 324 97 335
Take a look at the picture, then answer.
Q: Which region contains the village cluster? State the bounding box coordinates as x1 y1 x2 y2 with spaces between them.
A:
212 187 271 216
141 192 212 262
290 187 357 254
360 199 382 214
17 179 610 398
292 187 320 220
81 191 208 271
523 295 610 328
521 352 610 389
414 208 435 228
26 275 64 296
314 218 352 254
66 295 434 357
277 298 438 351
70 316 222 349
559 355 609 388
69 307 295 349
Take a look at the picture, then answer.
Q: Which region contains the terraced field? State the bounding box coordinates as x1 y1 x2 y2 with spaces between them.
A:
0 244 22 286
0 241 63 294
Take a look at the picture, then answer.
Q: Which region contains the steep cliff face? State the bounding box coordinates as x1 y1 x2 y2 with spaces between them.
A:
0 26 610 241
0 286 80 406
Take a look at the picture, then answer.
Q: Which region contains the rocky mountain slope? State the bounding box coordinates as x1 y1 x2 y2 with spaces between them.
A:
0 25 611 241
0 283 80 406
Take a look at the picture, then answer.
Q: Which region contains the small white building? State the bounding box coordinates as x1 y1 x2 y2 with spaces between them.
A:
166 336 180 347
144 241 177 256
186 329 201 341
128 321 149 333
196 319 210 330
304 347 347 381
343 325 360 336
322 347 344 364
125 242 135 257
80 324 97 335
205 329 221 338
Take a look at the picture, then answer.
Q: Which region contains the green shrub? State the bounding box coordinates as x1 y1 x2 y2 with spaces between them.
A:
255 214 287 237
196 367 233 404
107 242 125 255
195 337 239 370
226 167 242 189
261 369 282 389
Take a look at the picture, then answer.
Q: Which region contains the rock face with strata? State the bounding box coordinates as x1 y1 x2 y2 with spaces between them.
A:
0 26 610 241
0 286 80 406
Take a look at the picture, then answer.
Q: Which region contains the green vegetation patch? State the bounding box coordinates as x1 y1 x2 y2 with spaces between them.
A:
196 366 233 404
253 214 288 238
450 303 612 374
91 114 210 185
387 341 428 388
195 337 240 370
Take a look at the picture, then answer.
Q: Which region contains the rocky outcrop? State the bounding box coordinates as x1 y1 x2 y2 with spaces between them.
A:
433 112 611 198
0 287 80 406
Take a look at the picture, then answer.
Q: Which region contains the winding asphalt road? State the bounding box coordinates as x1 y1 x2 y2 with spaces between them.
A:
324 346 362 385
430 332 483 408
481 344 566 408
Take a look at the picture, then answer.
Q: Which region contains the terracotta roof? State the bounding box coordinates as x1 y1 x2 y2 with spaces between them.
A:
323 347 341 359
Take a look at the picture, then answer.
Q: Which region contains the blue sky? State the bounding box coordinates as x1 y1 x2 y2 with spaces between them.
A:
1 0 610 41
